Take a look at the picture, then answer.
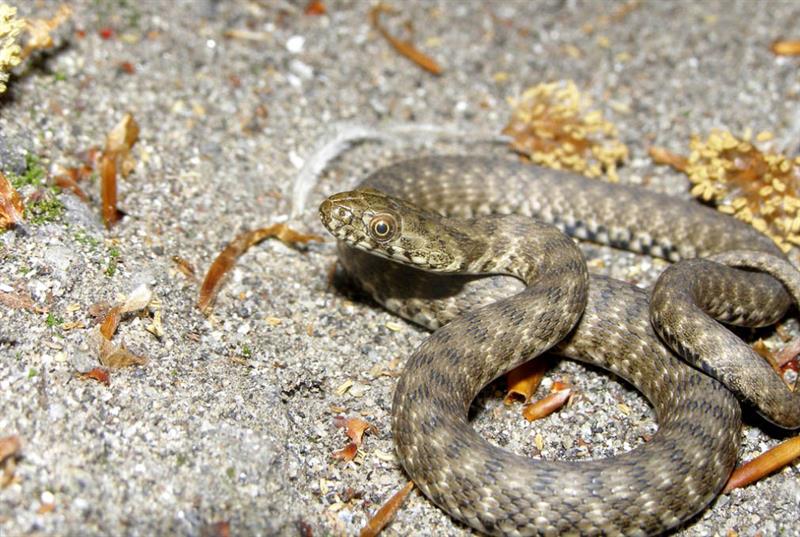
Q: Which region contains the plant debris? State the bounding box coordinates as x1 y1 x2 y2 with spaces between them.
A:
369 4 443 75
503 81 628 181
197 223 323 314
650 131 800 253
304 1 327 16
78 367 111 386
0 434 21 488
0 170 24 229
93 284 153 368
504 359 548 405
19 4 72 60
771 39 800 56
359 480 415 537
332 415 377 462
0 4 23 93
100 113 139 228
522 381 572 422
0 289 42 312
724 436 800 493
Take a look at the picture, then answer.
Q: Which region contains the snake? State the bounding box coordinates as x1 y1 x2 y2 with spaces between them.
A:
318 156 800 536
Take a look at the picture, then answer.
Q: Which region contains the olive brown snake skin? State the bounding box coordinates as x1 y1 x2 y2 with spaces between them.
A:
318 156 800 536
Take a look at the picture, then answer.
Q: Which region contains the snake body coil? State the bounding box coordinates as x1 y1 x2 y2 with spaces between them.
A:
319 156 800 536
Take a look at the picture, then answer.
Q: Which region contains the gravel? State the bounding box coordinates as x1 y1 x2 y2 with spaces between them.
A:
1 1 799 536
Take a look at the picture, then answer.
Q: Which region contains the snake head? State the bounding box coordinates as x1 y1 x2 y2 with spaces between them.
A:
319 188 463 271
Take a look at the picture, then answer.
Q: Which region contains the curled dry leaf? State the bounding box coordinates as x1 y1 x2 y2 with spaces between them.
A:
197 223 323 314
334 415 378 446
98 336 148 368
771 39 800 56
504 359 548 405
332 442 359 462
0 170 24 229
369 4 443 75
172 256 197 280
360 481 415 537
79 367 110 386
99 305 123 340
101 113 140 228
723 436 800 493
522 386 572 422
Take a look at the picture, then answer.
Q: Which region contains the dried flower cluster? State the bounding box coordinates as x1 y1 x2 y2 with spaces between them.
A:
683 130 800 253
0 4 23 93
503 81 628 181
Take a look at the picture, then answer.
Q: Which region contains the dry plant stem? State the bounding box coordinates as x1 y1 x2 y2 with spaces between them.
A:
522 388 572 421
360 481 415 537
369 4 443 75
504 358 548 404
723 436 800 493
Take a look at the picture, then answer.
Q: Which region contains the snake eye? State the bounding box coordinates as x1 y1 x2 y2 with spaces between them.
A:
369 214 397 241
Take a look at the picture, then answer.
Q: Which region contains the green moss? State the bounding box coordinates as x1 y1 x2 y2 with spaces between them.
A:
45 312 63 328
8 154 65 225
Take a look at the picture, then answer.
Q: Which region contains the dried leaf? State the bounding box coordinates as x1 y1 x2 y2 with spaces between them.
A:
197 224 323 313
0 435 21 462
648 146 688 172
0 171 24 229
100 113 140 228
0 290 40 312
52 171 89 201
79 367 110 385
98 338 148 368
99 305 122 340
360 481 415 537
522 387 572 422
332 442 359 461
771 39 800 56
504 359 547 405
305 1 326 15
724 436 800 493
334 416 377 446
200 521 231 537
369 4 443 75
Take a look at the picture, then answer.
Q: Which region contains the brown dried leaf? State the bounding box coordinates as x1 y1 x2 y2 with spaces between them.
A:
334 416 377 446
369 4 443 75
504 359 548 405
305 0 326 15
52 170 90 202
332 442 359 461
99 337 148 368
79 367 110 386
0 171 24 229
522 387 572 422
771 39 800 56
724 436 800 493
0 290 40 312
197 224 323 313
648 146 688 172
359 481 415 537
99 305 123 340
0 436 21 462
100 113 140 228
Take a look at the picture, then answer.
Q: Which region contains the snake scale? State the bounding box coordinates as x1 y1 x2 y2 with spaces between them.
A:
318 156 800 536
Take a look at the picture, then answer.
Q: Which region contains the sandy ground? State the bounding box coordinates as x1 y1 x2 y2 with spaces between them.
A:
1 1 799 536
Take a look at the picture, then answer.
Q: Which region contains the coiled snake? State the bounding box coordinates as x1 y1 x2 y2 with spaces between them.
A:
318 156 800 536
